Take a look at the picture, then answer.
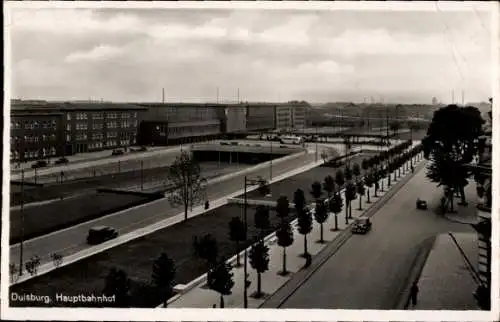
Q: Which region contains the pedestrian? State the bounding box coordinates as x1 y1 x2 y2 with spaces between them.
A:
212 304 216 308
410 282 419 306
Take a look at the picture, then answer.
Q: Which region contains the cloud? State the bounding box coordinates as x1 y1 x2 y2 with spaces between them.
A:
65 45 123 63
7 7 493 103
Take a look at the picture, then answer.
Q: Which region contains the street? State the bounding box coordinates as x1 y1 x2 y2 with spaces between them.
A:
9 152 318 266
277 163 474 309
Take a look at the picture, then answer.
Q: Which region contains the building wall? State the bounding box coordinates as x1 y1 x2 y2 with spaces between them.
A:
291 104 306 129
168 120 221 139
224 106 247 133
62 108 141 155
246 104 276 131
275 105 292 130
10 113 64 163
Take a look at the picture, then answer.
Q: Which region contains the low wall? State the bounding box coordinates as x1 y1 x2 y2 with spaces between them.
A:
96 188 165 199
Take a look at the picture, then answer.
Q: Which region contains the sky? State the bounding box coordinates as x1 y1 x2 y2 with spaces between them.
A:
7 4 495 104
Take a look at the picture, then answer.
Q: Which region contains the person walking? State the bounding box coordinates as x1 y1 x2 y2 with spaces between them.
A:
410 282 419 307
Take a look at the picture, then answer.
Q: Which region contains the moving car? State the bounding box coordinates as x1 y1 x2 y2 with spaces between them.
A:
280 135 303 145
111 149 125 156
31 160 48 169
416 199 428 210
54 157 69 165
87 226 119 245
352 217 372 234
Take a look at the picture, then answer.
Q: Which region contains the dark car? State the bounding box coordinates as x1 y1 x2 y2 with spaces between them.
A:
416 199 428 210
111 149 125 156
86 226 118 245
352 217 372 234
54 157 69 165
31 160 48 169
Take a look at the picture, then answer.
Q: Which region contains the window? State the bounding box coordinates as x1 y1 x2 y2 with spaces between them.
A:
66 134 71 142
67 124 71 131
67 113 72 121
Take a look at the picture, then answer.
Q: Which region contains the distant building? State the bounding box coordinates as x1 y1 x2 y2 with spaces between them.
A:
245 103 276 131
432 97 438 105
10 101 145 162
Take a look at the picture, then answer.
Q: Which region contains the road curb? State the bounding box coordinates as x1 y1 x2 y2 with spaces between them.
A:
259 158 426 308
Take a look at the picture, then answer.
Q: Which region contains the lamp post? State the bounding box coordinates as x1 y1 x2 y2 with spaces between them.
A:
19 169 25 276
270 141 273 180
243 176 270 308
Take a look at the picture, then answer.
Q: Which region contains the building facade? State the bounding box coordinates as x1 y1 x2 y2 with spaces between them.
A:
245 104 276 131
291 103 306 129
10 111 64 162
10 101 146 162
221 105 247 133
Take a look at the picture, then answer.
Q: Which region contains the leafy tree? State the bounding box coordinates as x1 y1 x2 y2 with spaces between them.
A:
167 151 206 221
323 175 336 201
103 267 131 307
152 253 176 307
254 205 270 239
193 234 218 283
422 105 484 211
293 188 307 213
390 121 400 135
51 253 63 268
356 180 366 210
297 207 313 256
345 182 357 219
249 240 270 298
276 221 294 275
228 217 246 267
275 195 290 221
328 192 343 230
314 201 329 243
365 172 374 203
352 163 361 181
25 255 41 276
344 165 353 182
208 261 234 308
361 159 370 174
335 169 345 189
310 181 323 201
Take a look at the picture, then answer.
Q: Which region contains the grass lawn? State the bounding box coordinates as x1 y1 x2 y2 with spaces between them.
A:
10 152 379 308
9 192 160 244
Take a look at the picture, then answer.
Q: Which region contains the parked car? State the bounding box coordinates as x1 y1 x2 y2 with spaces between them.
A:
352 217 372 234
54 157 69 165
31 160 48 169
111 149 125 156
416 199 428 210
86 226 118 245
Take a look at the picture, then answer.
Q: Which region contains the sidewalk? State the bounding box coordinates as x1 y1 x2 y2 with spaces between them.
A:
444 180 480 225
409 232 480 310
166 157 423 308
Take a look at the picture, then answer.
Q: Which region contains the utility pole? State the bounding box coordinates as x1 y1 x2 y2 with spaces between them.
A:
452 90 455 104
19 170 25 276
217 87 219 104
237 88 240 104
162 88 165 104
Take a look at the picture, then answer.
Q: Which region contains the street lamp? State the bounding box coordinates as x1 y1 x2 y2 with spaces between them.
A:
243 176 270 308
19 169 25 276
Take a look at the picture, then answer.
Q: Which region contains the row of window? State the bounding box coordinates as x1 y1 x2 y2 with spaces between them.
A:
11 147 57 161
11 134 57 144
67 112 138 121
92 133 104 140
11 120 58 130
75 123 88 130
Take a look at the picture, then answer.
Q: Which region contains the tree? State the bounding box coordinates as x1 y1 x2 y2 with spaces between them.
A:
193 234 218 283
254 205 270 239
249 240 270 298
335 169 345 190
276 221 294 275
208 261 234 308
323 175 336 201
228 217 246 267
152 253 176 308
328 192 343 230
297 207 313 256
103 267 131 307
344 165 353 182
310 181 323 202
422 105 484 211
293 188 307 213
167 151 206 221
356 180 366 210
275 195 290 221
314 201 329 243
352 163 361 181
365 172 374 203
361 159 370 174
390 121 400 136
51 253 63 268
25 255 41 276
345 182 357 219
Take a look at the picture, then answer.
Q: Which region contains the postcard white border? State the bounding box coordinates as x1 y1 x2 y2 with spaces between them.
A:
2 1 499 321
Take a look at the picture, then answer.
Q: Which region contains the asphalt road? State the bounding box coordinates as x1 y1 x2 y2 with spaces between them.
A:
9 152 317 266
278 163 474 309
